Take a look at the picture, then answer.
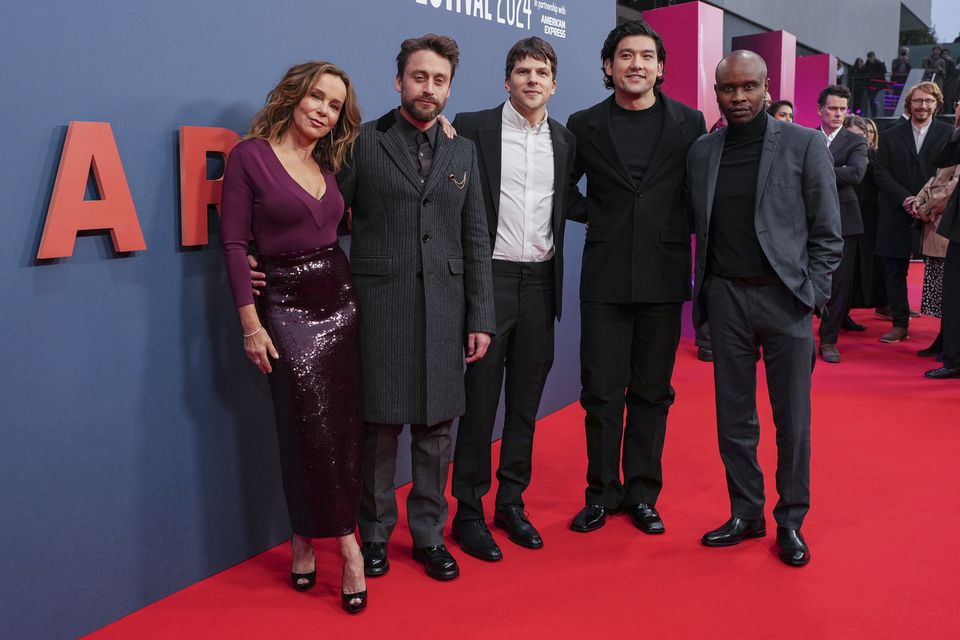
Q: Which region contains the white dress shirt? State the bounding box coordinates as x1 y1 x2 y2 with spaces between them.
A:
912 121 930 153
493 99 555 263
820 125 840 147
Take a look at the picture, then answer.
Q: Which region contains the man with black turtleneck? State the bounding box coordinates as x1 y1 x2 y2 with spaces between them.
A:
687 51 842 567
564 20 706 536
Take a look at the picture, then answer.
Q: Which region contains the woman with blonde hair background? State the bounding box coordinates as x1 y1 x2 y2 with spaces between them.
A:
220 61 367 613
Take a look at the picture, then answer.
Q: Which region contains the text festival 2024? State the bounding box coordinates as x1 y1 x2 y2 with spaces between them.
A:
414 0 567 38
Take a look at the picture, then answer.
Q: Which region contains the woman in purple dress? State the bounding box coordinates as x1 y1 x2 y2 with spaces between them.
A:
220 61 366 613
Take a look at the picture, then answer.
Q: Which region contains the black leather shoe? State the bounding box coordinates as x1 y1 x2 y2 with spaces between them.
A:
924 366 960 379
918 339 943 357
494 505 544 549
360 542 389 577
452 520 502 561
697 346 714 362
412 545 459 580
842 315 866 331
776 527 810 566
570 504 610 533
626 503 665 534
701 517 766 547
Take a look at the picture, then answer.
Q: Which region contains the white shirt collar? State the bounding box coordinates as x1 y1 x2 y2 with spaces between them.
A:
912 121 931 136
503 98 548 133
820 125 840 145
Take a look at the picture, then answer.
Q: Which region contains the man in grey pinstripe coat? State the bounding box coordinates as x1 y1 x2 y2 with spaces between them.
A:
338 35 496 582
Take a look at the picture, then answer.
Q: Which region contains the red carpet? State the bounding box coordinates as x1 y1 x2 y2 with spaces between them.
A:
89 272 958 639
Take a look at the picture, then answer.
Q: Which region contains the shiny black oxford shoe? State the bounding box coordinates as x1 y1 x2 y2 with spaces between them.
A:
494 505 544 549
570 504 613 533
626 503 665 534
776 527 810 567
452 519 503 561
701 517 766 547
413 544 460 580
361 541 389 577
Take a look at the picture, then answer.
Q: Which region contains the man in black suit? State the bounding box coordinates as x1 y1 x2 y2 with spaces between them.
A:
926 106 960 379
565 20 706 535
816 85 868 363
688 51 842 567
449 37 579 560
875 81 953 343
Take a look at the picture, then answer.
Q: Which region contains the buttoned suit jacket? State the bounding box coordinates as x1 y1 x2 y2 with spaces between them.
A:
826 126 869 236
565 92 707 304
451 103 579 319
339 111 496 425
688 115 843 327
874 118 953 258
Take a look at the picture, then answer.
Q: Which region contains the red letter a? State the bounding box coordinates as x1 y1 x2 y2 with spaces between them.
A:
37 121 146 259
179 126 240 246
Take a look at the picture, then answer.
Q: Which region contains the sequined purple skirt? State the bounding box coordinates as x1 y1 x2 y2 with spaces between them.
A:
259 243 362 538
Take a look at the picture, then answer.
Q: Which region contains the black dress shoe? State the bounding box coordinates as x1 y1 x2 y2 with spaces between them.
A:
776 527 810 566
842 315 866 331
626 503 665 534
697 346 714 362
452 520 502 561
924 366 960 379
917 339 943 357
360 541 389 577
494 505 543 549
412 544 459 580
570 504 610 533
701 517 766 547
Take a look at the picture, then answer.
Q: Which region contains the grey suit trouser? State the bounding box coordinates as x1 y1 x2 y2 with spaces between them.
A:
705 276 814 529
358 420 453 548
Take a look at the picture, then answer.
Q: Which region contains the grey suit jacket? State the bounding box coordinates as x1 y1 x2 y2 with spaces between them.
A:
339 111 496 425
687 115 843 327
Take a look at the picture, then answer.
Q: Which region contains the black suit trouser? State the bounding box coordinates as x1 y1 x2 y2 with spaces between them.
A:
452 260 555 523
943 241 960 368
579 301 681 509
820 235 861 343
705 276 813 529
884 257 911 328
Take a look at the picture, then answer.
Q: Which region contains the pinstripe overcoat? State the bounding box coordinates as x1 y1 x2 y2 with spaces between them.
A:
339 111 496 426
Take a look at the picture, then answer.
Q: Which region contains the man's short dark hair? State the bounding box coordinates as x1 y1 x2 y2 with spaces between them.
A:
396 34 460 80
600 20 666 90
817 84 852 106
505 37 558 79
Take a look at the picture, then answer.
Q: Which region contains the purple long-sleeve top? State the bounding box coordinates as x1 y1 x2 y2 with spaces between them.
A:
220 137 346 307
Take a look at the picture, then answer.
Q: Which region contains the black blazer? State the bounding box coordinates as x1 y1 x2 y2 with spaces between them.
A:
827 127 869 236
934 127 960 243
874 118 953 258
565 93 706 304
452 104 578 319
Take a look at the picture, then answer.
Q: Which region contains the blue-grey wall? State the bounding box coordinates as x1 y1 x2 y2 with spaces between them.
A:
0 2 613 638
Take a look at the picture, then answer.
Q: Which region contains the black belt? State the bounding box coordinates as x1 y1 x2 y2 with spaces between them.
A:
729 274 781 287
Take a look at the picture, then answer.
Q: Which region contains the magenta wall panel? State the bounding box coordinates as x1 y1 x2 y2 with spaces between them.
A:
731 30 797 103
644 1 724 128
794 54 837 127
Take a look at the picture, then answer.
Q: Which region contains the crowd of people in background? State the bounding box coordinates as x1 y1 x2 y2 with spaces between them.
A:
847 44 959 117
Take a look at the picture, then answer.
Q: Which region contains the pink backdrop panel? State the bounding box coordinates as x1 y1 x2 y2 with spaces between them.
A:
644 1 724 128
794 54 838 127
731 31 797 103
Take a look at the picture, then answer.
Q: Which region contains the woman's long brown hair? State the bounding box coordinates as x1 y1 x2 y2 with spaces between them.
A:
247 61 361 173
